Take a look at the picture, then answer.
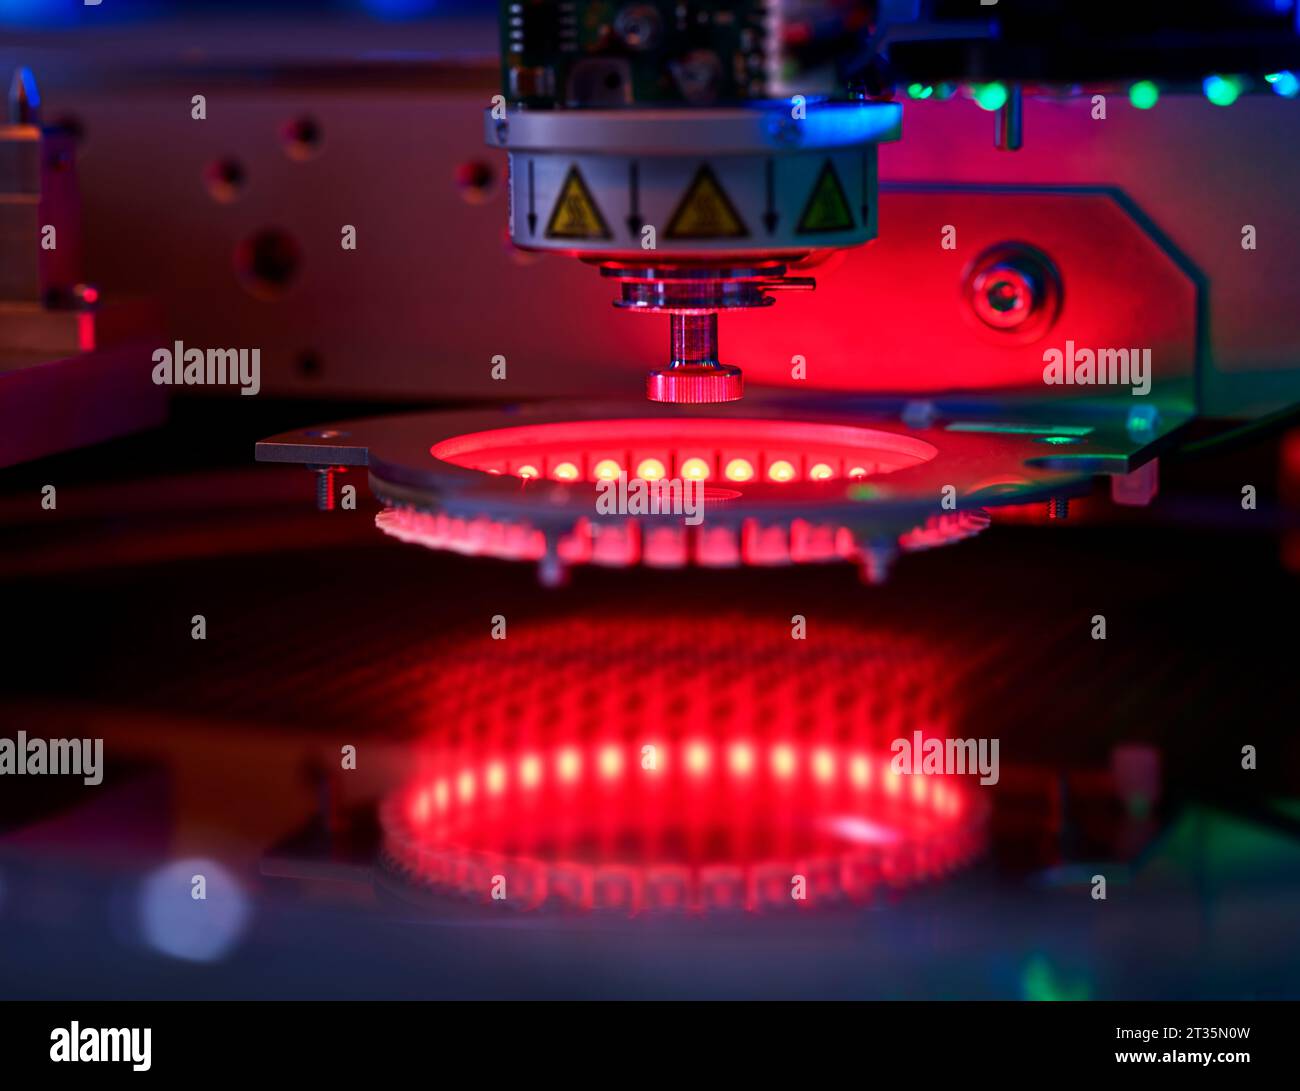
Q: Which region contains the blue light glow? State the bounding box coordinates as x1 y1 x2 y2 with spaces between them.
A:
359 0 440 18
1266 71 1300 98
137 858 251 964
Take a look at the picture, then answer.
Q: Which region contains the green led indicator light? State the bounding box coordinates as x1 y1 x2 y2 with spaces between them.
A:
907 83 934 100
1129 81 1159 110
973 82 1008 112
1203 74 1243 107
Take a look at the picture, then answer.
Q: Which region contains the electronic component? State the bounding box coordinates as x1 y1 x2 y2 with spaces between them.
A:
491 1 893 402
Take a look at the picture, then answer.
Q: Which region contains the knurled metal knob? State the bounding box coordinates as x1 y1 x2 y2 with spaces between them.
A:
646 363 743 404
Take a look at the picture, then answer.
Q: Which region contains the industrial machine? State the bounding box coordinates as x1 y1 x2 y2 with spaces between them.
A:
250 0 1297 590
0 0 1298 1004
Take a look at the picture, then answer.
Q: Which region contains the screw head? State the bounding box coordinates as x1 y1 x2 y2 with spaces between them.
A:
962 243 1062 342
971 264 1036 329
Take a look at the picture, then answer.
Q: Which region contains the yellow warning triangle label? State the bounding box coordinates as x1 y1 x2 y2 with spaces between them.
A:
797 159 855 234
665 165 749 240
545 165 611 240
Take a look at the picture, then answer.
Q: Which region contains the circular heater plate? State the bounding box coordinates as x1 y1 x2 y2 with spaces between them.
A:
256 400 1103 583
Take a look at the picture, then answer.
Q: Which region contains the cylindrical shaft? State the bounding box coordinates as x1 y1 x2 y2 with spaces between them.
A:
669 312 719 368
996 84 1023 151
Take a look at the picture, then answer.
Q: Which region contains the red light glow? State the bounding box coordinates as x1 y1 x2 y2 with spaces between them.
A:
768 459 796 483
371 418 997 579
380 614 986 914
429 418 935 485
377 507 988 575
636 458 666 481
681 457 711 481
724 458 754 482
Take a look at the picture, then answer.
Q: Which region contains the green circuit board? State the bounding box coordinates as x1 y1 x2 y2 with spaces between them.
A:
501 1 773 106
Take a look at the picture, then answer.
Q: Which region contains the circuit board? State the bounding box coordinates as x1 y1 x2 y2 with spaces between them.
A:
501 1 870 107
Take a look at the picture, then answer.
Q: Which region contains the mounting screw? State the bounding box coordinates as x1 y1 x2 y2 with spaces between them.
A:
963 243 1061 340
309 465 342 511
971 264 1037 330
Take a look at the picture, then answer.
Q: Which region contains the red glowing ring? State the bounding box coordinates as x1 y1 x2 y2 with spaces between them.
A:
428 417 938 486
372 613 989 914
256 403 1107 576
382 742 986 914
372 415 986 574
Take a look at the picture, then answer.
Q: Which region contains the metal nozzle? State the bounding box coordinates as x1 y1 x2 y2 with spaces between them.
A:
647 312 743 403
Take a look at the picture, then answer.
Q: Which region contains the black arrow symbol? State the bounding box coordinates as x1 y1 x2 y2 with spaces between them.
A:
763 158 778 234
527 159 537 236
626 161 642 236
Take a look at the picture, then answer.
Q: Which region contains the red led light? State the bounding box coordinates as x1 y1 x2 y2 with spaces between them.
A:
680 457 711 481
636 458 666 481
599 745 624 780
367 416 999 581
767 459 796 483
381 615 987 914
724 458 755 482
685 740 712 776
729 742 755 777
556 747 582 783
771 743 797 779
384 741 981 913
430 418 934 486
520 754 542 789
